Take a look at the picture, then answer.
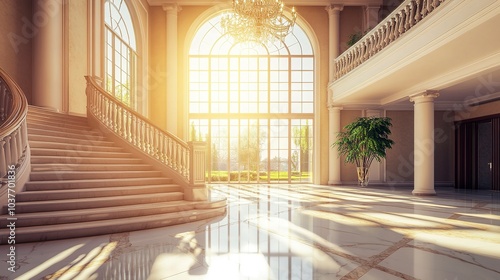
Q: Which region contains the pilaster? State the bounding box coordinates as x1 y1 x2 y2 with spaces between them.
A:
326 4 344 81
328 106 343 185
32 0 64 111
163 4 181 134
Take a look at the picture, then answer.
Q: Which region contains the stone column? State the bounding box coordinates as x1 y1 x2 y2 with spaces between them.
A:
364 5 380 30
410 91 439 195
326 4 344 80
89 0 104 84
326 5 343 185
328 106 342 185
32 0 63 111
164 4 180 134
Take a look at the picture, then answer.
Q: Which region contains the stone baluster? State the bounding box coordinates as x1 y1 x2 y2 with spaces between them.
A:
386 19 393 44
21 122 28 154
15 129 23 162
154 128 159 158
398 11 405 35
415 0 422 22
0 140 6 177
159 134 165 163
4 136 12 167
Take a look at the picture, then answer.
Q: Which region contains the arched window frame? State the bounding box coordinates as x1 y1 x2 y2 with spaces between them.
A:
104 0 138 108
187 10 319 182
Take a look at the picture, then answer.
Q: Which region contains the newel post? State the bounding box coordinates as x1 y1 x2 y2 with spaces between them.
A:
186 141 208 201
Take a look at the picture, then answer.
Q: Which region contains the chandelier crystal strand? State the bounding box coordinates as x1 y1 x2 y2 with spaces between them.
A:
221 0 297 43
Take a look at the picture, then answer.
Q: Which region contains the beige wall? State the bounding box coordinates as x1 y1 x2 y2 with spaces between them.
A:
339 6 363 54
67 0 88 115
386 110 454 184
386 110 414 182
0 0 33 103
148 6 167 130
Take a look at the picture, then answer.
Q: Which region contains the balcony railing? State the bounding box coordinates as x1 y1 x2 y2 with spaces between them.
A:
334 0 447 80
85 76 207 200
0 67 30 187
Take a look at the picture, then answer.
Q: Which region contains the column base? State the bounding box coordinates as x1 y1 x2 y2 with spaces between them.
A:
412 189 436 196
328 180 343 185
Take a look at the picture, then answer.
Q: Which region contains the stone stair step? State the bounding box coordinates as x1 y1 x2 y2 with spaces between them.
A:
30 155 143 165
29 140 124 152
30 147 132 158
27 117 91 130
27 114 89 126
28 134 116 147
0 200 200 227
28 127 106 141
0 207 226 243
29 170 162 181
28 122 96 135
28 106 88 122
31 163 153 172
9 192 184 213
16 184 182 202
24 177 173 191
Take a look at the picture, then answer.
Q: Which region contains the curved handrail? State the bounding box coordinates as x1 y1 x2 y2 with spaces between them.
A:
85 76 192 182
334 0 447 80
0 67 29 179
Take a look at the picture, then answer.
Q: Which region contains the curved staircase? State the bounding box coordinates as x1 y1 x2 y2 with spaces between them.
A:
0 106 226 243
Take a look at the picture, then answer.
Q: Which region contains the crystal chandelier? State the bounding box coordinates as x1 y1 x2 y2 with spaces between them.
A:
221 0 297 43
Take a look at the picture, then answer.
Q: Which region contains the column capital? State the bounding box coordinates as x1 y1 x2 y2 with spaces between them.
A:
410 90 439 103
328 105 343 111
325 4 344 15
163 4 181 14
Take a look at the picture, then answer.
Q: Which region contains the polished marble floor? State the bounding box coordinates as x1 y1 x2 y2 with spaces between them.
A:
1 184 500 280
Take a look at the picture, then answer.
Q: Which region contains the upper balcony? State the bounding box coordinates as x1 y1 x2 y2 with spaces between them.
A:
329 0 500 109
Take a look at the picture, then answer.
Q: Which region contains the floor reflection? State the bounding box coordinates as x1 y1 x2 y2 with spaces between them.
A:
1 184 499 280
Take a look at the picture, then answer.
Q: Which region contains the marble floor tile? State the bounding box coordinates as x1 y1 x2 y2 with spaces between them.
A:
1 184 499 280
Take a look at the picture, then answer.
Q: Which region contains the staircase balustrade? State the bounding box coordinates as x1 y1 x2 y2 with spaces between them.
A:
334 0 447 80
85 76 207 198
0 67 30 190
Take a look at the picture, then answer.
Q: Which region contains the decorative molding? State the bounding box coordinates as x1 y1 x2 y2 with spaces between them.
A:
464 91 500 107
148 0 383 7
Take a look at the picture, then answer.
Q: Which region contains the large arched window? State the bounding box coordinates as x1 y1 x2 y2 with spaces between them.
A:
105 0 137 107
189 14 314 183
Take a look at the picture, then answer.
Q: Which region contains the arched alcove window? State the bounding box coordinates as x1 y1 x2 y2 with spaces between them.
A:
189 14 314 183
105 0 137 107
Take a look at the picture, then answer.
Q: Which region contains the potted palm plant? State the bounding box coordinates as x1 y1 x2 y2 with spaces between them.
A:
332 117 394 186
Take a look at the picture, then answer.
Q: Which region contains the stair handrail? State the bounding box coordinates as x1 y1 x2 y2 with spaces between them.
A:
85 76 207 190
334 0 447 80
0 67 29 180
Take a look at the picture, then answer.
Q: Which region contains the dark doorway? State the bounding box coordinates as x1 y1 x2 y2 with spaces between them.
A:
477 121 492 189
456 116 500 191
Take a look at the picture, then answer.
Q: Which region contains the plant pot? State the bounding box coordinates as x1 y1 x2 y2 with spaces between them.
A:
356 167 369 187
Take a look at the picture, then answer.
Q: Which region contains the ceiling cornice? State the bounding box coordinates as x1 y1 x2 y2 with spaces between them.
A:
147 0 384 7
